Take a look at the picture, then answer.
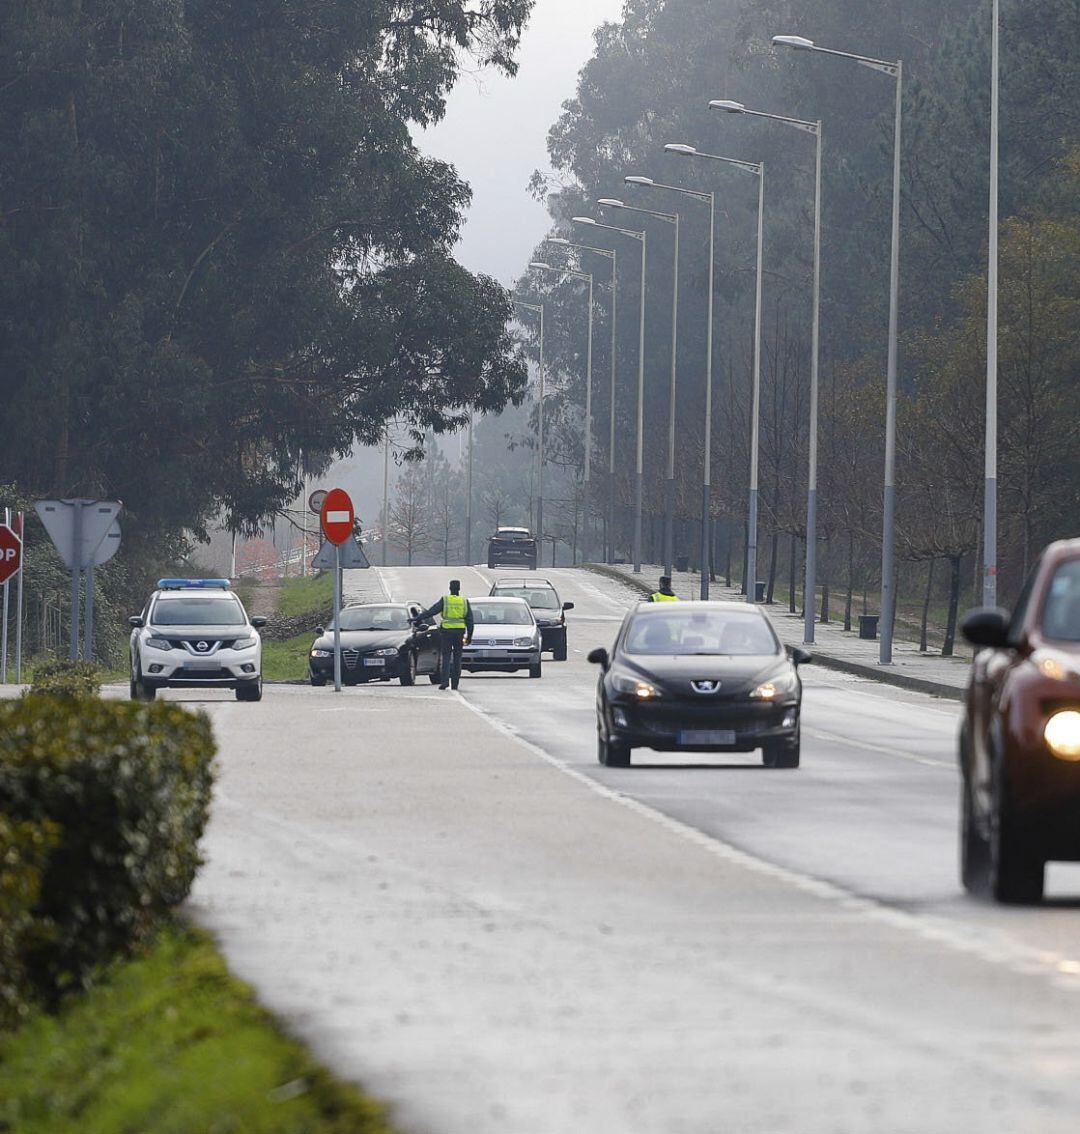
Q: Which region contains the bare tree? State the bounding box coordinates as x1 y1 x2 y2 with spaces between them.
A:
389 464 433 566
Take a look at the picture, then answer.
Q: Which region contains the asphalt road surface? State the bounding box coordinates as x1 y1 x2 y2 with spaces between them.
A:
186 564 1080 1133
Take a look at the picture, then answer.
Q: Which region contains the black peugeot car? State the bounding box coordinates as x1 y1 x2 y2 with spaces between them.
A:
309 602 441 686
587 602 810 768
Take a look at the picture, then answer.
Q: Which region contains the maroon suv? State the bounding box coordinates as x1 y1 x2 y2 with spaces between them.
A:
960 539 1080 902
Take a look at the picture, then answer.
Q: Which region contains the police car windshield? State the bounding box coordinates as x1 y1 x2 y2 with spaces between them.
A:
1042 559 1080 643
624 610 780 657
332 606 411 632
494 587 559 610
472 601 535 625
152 596 246 627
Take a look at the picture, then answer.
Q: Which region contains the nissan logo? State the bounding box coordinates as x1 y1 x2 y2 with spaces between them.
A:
196 641 209 652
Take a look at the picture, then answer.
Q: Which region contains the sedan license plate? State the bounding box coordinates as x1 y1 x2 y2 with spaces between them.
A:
679 729 736 746
184 657 219 671
363 658 386 667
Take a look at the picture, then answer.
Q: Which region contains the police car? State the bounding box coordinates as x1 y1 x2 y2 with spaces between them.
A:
129 579 266 701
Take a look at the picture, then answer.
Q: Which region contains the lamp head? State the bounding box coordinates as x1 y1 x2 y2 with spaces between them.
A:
772 35 815 50
546 237 571 246
529 261 553 271
624 175 654 187
572 216 597 226
709 100 746 113
664 143 697 157
597 198 625 208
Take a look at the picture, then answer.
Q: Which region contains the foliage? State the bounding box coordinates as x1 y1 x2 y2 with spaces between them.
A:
27 658 103 699
0 924 399 1133
278 573 334 620
261 630 317 683
0 698 216 1007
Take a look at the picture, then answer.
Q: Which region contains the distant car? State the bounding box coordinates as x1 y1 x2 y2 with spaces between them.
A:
308 602 440 686
129 579 266 702
487 526 538 570
461 597 542 678
959 539 1080 903
488 577 574 660
587 602 810 768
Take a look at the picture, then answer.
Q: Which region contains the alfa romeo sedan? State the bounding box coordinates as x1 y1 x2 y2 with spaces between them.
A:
960 539 1080 903
587 602 810 768
461 597 542 678
309 602 440 686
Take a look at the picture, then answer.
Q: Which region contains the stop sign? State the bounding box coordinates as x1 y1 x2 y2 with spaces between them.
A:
320 488 355 546
0 524 22 585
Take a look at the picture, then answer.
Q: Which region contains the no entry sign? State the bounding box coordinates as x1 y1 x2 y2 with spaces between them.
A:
0 524 22 585
320 488 355 546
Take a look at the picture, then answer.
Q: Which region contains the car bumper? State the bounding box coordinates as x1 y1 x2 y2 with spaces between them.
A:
462 646 540 671
536 624 566 651
142 652 261 686
605 698 800 752
309 652 406 682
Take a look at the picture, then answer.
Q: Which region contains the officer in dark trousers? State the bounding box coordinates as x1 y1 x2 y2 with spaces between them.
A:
648 575 680 602
415 580 475 690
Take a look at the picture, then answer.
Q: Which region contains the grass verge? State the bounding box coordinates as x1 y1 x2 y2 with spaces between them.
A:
0 923 397 1134
279 574 333 619
262 630 315 683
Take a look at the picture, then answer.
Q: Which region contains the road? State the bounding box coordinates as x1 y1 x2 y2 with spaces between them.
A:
186 564 1080 1133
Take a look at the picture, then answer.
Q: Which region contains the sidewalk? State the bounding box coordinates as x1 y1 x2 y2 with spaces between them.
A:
587 562 970 701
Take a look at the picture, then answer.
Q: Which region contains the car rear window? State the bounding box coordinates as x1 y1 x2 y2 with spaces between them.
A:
623 610 780 657
1042 559 1080 642
472 601 535 625
493 587 559 610
152 596 246 627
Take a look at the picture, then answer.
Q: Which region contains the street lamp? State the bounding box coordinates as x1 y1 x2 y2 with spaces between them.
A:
604 191 681 578
514 298 545 547
667 144 766 605
984 0 1001 608
773 32 904 664
629 169 716 597
529 259 595 564
573 215 648 573
711 98 824 641
546 237 618 564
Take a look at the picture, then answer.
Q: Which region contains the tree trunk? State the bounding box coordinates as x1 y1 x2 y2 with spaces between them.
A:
724 523 732 589
943 554 961 657
789 533 797 614
819 537 830 624
766 526 779 604
920 558 936 652
844 531 854 632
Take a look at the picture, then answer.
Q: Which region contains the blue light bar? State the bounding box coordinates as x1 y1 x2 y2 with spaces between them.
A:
156 578 232 590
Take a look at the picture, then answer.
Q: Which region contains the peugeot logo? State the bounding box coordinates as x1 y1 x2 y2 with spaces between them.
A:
196 641 210 652
692 680 721 695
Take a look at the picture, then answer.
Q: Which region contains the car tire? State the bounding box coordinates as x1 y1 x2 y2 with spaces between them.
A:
236 677 263 702
598 732 631 767
429 671 441 685
487 559 495 569
309 671 327 687
400 651 417 686
529 660 542 678
960 774 990 896
763 738 800 769
989 755 1044 904
553 634 568 662
132 661 156 702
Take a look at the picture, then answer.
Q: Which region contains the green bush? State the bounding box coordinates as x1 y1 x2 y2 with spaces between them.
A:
27 657 103 698
0 698 216 1011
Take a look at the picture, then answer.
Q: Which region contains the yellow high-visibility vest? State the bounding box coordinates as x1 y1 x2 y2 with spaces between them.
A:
651 592 680 602
441 594 468 629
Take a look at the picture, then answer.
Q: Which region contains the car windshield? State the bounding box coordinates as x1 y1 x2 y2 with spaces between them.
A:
152 596 246 627
331 606 411 632
1041 559 1080 642
472 601 535 625
623 610 780 657
494 588 559 610
495 530 531 541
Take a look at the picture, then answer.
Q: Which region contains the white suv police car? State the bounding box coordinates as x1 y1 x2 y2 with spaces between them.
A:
129 579 266 701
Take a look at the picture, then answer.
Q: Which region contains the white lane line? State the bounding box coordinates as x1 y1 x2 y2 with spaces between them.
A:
803 725 952 769
452 691 1080 992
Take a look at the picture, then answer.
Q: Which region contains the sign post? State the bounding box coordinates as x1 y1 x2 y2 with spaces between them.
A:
14 512 24 683
0 509 18 682
320 488 355 693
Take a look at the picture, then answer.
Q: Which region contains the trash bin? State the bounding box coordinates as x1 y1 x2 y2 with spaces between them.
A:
754 581 766 603
675 554 690 573
858 615 879 640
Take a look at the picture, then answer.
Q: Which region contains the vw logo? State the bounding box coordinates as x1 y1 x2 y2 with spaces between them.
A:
692 680 721 695
196 641 210 652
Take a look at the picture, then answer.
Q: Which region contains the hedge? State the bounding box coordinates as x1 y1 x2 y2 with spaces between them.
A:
0 697 216 1015
27 658 103 699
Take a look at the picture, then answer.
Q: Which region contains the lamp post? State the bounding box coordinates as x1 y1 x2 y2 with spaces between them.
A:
629 171 717 596
984 0 1000 608
546 238 618 564
773 33 903 663
573 216 648 572
465 414 474 566
710 100 823 639
666 144 766 605
514 299 545 549
381 427 390 567
529 260 595 563
599 195 679 577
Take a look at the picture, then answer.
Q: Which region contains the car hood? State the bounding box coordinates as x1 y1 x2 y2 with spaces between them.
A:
467 625 537 642
311 629 408 652
148 623 252 639
614 653 792 697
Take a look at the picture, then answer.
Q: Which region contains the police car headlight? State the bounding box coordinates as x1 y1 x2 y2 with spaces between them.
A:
232 637 257 651
1045 711 1080 761
310 649 332 659
513 636 534 647
145 638 172 651
374 648 399 657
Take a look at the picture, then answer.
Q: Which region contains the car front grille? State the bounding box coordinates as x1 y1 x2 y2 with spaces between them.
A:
342 648 360 669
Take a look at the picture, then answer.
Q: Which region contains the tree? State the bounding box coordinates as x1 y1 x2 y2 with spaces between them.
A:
389 464 433 567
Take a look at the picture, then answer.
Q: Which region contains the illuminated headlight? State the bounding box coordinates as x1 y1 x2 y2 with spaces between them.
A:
232 637 257 651
513 637 534 647
1044 711 1080 761
374 648 399 657
310 649 332 658
145 638 172 651
750 672 797 700
613 674 660 699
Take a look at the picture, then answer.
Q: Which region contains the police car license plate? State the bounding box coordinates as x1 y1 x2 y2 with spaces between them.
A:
363 658 386 667
184 658 218 671
679 729 736 746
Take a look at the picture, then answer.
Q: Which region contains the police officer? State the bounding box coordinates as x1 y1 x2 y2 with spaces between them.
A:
415 580 475 690
648 575 680 602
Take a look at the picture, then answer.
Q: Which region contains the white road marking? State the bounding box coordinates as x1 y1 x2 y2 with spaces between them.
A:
804 725 952 769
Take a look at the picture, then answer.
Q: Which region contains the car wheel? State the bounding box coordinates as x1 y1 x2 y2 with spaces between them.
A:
763 737 800 769
400 651 417 686
960 774 990 896
598 732 631 767
989 757 1044 904
529 660 542 678
429 670 441 684
132 662 156 702
129 668 138 700
487 560 495 569
553 634 568 662
236 677 263 702
309 670 327 687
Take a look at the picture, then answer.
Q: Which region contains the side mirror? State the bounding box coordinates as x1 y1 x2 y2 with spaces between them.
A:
128 615 144 628
790 647 812 666
250 616 267 629
563 601 575 611
587 647 609 669
316 626 325 635
960 608 1011 650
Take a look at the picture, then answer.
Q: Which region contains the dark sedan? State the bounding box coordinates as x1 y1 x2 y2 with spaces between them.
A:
960 539 1080 903
309 603 440 686
587 602 810 768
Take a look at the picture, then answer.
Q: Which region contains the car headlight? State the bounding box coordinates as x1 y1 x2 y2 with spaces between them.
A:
374 647 399 657
613 673 661 699
513 636 534 647
310 649 332 658
145 638 172 651
232 637 257 651
1045 711 1080 761
750 671 798 700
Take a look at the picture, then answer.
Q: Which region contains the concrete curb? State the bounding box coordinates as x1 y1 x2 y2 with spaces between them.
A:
581 564 965 702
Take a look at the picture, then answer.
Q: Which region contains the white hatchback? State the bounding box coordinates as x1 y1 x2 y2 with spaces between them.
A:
461 597 543 679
